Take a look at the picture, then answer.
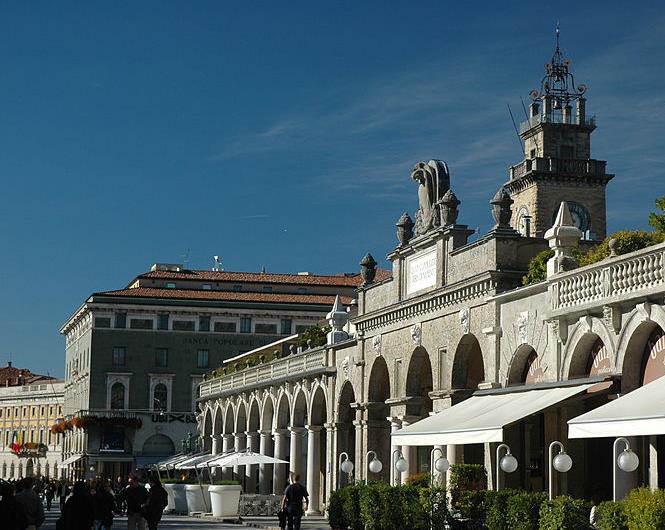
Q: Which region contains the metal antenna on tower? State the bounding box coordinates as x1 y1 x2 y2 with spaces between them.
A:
213 256 224 272
181 248 191 268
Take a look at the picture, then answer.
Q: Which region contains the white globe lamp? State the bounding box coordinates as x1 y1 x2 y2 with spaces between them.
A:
552 452 573 473
500 453 518 474
340 458 354 474
395 456 408 474
617 449 639 473
368 457 383 474
434 457 450 473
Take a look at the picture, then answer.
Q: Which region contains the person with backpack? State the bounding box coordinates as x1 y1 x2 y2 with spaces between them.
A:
141 475 168 530
281 474 309 530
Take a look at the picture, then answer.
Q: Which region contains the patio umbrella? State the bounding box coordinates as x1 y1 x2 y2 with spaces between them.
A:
175 452 216 470
207 449 288 468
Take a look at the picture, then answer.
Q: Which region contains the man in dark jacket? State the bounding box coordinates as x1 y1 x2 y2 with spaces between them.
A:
281 475 309 530
93 480 115 530
142 476 168 530
0 481 29 530
15 477 45 529
61 481 95 530
124 475 149 530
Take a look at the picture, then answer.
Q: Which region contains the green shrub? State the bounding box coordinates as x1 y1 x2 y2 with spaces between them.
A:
595 500 627 530
484 489 515 530
539 495 590 530
522 249 554 285
406 472 431 488
359 482 383 530
579 230 664 266
419 487 448 530
359 483 429 530
327 487 347 529
456 489 487 521
623 488 665 530
449 464 487 507
507 491 547 530
328 484 363 530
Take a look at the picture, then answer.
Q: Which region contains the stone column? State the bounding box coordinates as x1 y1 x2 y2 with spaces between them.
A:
649 436 658 491
210 434 223 480
306 426 323 515
446 444 459 492
272 429 289 495
400 417 418 482
325 422 336 496
259 430 274 495
387 417 402 485
245 432 259 494
233 432 246 484
222 434 234 481
433 444 446 487
289 427 305 483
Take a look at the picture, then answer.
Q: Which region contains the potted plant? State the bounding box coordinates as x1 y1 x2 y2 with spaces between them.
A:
209 480 242 519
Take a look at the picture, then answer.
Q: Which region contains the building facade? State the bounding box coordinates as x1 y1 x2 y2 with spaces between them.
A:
60 264 368 478
196 41 665 511
0 363 64 479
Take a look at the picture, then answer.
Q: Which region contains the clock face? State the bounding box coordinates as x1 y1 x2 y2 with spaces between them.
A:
553 201 590 232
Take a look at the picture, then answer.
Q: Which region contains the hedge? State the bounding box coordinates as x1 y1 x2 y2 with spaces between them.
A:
539 495 590 530
595 501 627 530
622 488 665 529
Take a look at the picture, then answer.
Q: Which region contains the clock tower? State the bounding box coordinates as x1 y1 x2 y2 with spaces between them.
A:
506 28 613 240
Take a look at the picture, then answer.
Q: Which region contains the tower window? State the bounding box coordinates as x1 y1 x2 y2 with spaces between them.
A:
530 149 536 159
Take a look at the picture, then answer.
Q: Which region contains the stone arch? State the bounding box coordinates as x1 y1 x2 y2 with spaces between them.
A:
405 346 433 417
310 384 328 426
142 434 176 456
563 318 616 379
235 401 247 434
202 407 214 451
292 388 308 428
337 381 356 487
223 402 235 435
248 397 261 433
507 344 541 386
275 391 291 430
452 334 485 390
261 395 275 431
367 356 391 482
616 305 665 392
213 403 224 436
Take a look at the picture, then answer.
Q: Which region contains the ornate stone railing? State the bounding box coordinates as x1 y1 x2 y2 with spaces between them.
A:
199 349 328 398
510 157 607 180
550 242 665 312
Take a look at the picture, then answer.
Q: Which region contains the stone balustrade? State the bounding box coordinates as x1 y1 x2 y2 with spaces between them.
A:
550 241 665 313
199 349 328 399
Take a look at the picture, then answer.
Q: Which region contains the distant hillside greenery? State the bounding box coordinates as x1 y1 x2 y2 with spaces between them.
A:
522 197 665 285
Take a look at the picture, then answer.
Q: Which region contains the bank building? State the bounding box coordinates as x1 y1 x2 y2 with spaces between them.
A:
196 37 665 512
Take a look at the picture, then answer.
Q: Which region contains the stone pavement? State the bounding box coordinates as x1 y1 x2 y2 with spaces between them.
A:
41 506 330 530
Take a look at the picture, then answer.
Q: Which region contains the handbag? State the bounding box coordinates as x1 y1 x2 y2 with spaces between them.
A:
277 507 287 529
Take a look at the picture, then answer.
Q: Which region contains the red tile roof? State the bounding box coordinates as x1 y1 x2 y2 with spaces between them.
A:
94 287 356 306
0 364 54 387
135 268 391 287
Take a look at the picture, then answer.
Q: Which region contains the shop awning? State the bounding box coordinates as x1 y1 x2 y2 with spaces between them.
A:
569 376 665 439
392 383 594 446
58 454 84 469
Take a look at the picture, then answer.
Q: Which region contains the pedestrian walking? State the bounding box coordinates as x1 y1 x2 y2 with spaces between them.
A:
281 474 309 530
45 481 55 511
93 480 115 530
123 475 148 530
15 477 46 530
60 481 95 530
141 475 168 530
0 481 29 530
58 480 71 511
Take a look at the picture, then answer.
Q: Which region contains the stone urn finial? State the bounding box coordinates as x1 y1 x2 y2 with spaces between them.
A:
440 189 461 226
360 253 378 285
396 212 414 246
490 188 514 228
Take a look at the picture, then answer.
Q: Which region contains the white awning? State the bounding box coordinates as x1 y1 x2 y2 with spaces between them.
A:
392 383 594 446
175 452 216 470
58 454 84 469
569 376 665 439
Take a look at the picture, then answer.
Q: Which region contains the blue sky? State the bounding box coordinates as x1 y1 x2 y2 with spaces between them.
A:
0 2 663 377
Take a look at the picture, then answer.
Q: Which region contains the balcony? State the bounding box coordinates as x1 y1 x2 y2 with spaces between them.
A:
519 113 596 134
510 157 608 180
550 242 665 314
199 348 329 399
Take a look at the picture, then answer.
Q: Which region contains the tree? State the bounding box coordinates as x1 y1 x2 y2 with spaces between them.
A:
649 196 665 235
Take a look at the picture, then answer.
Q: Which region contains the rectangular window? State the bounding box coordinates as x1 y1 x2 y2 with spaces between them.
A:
240 317 252 333
297 287 308 294
197 350 209 368
214 321 236 333
202 284 212 290
166 282 176 289
280 319 292 335
158 314 169 330
114 313 127 328
95 317 111 328
263 286 273 293
255 323 277 334
155 348 168 367
173 320 195 331
199 316 210 332
130 318 154 330
112 347 126 367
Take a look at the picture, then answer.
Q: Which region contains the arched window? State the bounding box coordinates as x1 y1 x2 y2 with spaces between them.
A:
110 382 125 410
154 383 168 411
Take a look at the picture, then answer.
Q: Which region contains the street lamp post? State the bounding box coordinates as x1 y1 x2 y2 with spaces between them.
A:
495 443 518 491
392 449 408 486
366 451 383 484
430 447 450 487
548 441 573 500
613 437 639 501
339 452 354 488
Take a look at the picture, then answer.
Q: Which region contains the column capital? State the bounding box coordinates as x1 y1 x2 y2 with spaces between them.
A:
222 433 235 441
289 426 306 435
305 425 324 433
245 431 260 440
323 421 341 431
386 416 402 428
233 432 247 440
273 428 290 437
210 433 222 440
259 429 273 436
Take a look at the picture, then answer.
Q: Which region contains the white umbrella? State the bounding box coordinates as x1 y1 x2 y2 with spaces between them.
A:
207 449 288 468
175 452 215 470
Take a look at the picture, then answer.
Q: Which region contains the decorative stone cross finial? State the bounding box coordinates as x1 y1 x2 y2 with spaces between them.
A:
544 201 582 277
326 296 349 345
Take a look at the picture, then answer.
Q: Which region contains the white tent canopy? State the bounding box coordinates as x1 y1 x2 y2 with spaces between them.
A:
174 452 216 470
569 375 665 439
207 449 289 468
392 383 594 446
58 454 84 469
157 453 192 469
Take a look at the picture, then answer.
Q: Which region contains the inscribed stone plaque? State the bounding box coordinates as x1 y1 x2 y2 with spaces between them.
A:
406 248 437 295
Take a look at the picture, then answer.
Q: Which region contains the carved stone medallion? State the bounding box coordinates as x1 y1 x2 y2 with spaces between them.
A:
459 308 470 335
372 334 382 355
410 323 422 346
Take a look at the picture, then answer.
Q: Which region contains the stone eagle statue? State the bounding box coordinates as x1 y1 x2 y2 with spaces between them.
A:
411 160 451 235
